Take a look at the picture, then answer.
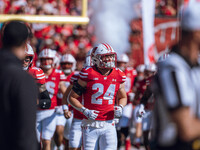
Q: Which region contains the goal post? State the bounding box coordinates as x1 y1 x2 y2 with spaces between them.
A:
0 0 89 24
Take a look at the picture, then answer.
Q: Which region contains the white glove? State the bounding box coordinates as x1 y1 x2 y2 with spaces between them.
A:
113 118 119 124
114 105 123 118
81 107 99 120
128 92 135 102
55 106 64 115
62 104 69 111
137 104 145 117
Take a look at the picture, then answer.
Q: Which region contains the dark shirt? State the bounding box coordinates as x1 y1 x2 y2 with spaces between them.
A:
0 49 38 150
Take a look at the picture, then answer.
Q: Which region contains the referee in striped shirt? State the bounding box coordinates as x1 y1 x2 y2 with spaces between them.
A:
151 1 200 150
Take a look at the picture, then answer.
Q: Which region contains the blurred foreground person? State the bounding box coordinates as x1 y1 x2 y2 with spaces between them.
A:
152 2 200 150
0 21 38 150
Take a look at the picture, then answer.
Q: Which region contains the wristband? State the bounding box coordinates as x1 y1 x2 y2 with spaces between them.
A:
140 104 145 109
119 104 124 109
62 105 69 111
80 107 86 113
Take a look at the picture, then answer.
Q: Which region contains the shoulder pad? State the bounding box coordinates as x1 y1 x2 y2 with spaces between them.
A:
126 67 133 70
116 67 123 73
55 69 62 73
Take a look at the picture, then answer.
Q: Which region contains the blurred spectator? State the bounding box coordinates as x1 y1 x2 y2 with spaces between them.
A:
161 0 177 16
0 21 38 150
155 0 177 17
155 0 163 17
0 0 177 71
0 0 95 67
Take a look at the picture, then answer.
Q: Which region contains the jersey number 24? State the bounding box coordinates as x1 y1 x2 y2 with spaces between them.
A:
91 83 116 105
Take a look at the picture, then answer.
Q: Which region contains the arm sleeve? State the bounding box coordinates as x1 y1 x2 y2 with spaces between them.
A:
11 72 38 150
35 68 46 85
70 73 79 84
118 69 126 83
79 67 90 82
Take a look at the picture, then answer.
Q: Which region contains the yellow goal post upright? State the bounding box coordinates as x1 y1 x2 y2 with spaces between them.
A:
0 0 89 25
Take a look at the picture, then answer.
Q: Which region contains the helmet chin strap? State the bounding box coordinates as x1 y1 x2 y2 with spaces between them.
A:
138 76 144 81
63 69 71 75
104 61 115 68
23 66 29 70
23 63 32 71
43 65 52 70
119 66 125 71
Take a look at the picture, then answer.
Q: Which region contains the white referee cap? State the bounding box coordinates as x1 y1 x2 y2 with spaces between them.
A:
181 0 200 31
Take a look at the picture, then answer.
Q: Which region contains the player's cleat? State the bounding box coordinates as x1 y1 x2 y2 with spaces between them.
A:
133 143 140 149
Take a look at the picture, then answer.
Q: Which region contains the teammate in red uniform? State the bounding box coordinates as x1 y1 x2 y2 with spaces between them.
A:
137 55 169 150
68 43 127 150
63 71 82 150
22 44 51 109
37 48 67 150
54 54 76 150
116 53 137 150
133 63 157 150
61 49 93 150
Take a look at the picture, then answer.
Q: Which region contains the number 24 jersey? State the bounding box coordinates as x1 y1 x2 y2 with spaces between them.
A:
79 66 126 121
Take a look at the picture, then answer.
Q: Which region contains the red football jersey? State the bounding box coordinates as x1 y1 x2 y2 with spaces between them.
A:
124 67 137 103
57 72 76 106
79 66 126 121
28 66 46 84
134 78 147 103
45 69 66 109
144 76 155 110
70 71 79 85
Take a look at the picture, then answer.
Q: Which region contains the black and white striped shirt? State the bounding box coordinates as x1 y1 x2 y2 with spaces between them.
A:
151 52 200 149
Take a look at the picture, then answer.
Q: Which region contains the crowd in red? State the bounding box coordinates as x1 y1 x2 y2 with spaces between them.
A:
155 0 177 17
0 0 96 70
0 0 178 69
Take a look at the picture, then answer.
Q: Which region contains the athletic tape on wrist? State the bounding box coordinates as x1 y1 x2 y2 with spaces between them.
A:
62 105 69 111
119 104 124 109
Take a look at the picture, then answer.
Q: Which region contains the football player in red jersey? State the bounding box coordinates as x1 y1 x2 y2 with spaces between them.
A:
141 64 156 150
116 54 137 150
133 63 157 150
68 43 127 150
22 44 51 109
131 64 145 148
137 56 169 150
61 49 93 150
37 48 67 150
54 54 76 150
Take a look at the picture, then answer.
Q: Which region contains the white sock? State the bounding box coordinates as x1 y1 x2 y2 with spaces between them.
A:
58 144 64 150
134 137 141 143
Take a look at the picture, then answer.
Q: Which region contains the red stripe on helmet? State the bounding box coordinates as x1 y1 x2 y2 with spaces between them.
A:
102 43 109 50
106 43 112 51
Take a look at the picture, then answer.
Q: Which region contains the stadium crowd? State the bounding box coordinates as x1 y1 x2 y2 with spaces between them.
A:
0 0 178 70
